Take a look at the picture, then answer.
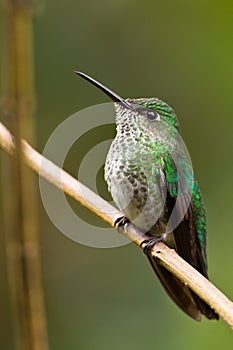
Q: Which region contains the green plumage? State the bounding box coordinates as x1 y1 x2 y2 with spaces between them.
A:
130 98 208 266
128 98 207 270
105 97 218 320
75 71 219 322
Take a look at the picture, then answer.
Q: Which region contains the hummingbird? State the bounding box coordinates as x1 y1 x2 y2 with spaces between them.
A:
75 71 219 321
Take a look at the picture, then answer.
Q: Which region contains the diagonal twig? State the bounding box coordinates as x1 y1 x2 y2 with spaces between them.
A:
1 120 233 328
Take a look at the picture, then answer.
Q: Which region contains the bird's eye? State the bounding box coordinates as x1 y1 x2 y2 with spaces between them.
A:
147 110 159 121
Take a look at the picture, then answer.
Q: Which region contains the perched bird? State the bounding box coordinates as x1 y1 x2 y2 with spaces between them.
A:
75 71 219 321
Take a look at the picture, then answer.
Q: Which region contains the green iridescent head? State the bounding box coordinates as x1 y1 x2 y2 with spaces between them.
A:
126 98 180 131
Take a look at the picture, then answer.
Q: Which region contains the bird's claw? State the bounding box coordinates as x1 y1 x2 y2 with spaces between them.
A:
114 216 130 232
140 235 164 255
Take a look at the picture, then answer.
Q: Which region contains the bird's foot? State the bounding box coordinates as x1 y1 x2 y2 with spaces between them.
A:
140 234 166 255
114 216 130 232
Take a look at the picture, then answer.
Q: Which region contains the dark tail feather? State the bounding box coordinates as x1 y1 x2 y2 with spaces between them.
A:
146 254 219 320
171 207 219 320
146 254 202 321
190 291 219 320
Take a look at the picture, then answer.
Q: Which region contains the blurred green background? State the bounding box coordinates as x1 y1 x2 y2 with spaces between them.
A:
1 0 233 349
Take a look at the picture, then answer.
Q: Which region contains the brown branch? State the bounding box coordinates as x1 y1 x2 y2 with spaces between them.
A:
1 1 49 350
1 120 233 329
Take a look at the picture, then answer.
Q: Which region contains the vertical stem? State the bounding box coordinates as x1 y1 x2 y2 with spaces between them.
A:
1 1 49 350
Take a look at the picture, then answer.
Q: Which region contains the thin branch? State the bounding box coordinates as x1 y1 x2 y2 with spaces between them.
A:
1 120 233 329
1 1 49 350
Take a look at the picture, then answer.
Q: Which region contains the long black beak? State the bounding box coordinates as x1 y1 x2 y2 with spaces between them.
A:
74 71 131 109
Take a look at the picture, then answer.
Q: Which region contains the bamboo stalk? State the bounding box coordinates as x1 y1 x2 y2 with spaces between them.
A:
0 1 49 350
1 120 233 329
